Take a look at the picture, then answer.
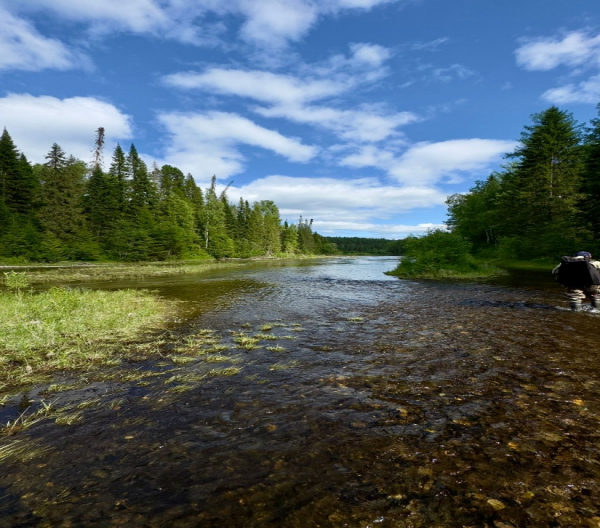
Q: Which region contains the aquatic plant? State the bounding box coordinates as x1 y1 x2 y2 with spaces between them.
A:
3 271 30 292
207 367 242 376
0 287 175 388
253 333 279 341
234 335 260 350
268 360 300 371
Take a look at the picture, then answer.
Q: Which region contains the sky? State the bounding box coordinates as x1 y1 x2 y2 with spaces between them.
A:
1 0 600 238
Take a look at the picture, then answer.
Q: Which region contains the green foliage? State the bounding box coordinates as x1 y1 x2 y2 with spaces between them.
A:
447 105 592 261
3 271 30 291
390 229 501 279
323 236 400 255
0 130 332 263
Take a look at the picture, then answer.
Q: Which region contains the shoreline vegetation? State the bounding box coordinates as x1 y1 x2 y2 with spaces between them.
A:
386 229 508 280
0 255 327 394
0 255 325 284
0 282 176 393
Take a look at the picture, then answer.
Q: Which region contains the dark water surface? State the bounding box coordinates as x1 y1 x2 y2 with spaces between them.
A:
2 257 600 527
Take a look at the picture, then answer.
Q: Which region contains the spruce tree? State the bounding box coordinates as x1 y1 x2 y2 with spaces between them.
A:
580 104 600 242
128 144 157 216
0 129 39 217
38 148 86 241
505 107 583 228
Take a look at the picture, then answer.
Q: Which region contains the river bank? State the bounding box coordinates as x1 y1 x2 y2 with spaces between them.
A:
0 255 328 285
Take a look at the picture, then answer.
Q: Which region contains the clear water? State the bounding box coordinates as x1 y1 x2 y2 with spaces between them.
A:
2 257 600 527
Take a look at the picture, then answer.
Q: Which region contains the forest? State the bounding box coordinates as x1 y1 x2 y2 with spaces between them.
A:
323 237 403 255
0 128 337 262
446 104 600 261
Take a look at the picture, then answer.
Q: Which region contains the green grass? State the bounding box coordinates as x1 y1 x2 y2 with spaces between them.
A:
0 287 175 389
0 260 240 284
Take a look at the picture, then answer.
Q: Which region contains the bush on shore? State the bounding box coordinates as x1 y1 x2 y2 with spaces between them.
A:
388 229 505 280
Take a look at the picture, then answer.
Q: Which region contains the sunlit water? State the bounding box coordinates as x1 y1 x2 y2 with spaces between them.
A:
2 257 600 527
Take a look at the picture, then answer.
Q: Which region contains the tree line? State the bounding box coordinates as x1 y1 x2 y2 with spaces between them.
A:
447 105 600 260
0 128 335 262
323 236 404 255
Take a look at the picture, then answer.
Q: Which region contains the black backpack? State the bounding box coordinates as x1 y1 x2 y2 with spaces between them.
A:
555 256 600 288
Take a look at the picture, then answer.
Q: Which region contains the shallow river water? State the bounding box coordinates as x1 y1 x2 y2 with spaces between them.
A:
2 257 600 527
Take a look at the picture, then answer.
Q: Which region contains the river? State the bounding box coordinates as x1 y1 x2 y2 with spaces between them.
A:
2 256 600 527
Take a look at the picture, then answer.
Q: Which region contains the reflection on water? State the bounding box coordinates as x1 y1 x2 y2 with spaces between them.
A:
2 256 600 527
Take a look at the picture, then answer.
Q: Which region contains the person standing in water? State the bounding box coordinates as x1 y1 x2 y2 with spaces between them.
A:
553 251 600 311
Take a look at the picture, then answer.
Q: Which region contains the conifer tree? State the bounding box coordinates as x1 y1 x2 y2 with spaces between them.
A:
0 129 39 217
128 144 157 216
580 104 600 240
504 107 583 230
38 147 86 241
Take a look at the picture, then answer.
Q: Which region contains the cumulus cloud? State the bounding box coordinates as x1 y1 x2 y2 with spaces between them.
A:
341 139 515 185
312 221 445 237
0 94 133 163
156 111 317 178
227 175 447 222
432 63 476 82
516 30 600 105
164 43 414 144
0 7 86 71
515 30 600 71
164 68 345 105
3 0 402 48
255 104 418 143
542 74 600 104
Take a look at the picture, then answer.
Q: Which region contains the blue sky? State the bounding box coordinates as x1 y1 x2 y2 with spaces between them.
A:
1 0 600 238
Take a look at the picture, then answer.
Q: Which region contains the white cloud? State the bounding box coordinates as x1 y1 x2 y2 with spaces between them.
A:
312 220 445 237
349 42 392 66
5 0 171 35
156 111 317 178
515 30 600 71
515 30 600 105
542 74 600 104
341 139 515 185
0 94 133 163
0 7 86 71
410 37 449 52
256 104 418 142
233 0 400 48
164 44 414 144
432 64 476 82
227 175 447 221
164 68 345 105
3 0 402 48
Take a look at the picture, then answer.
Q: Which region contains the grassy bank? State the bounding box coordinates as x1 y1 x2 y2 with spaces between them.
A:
0 255 326 284
0 287 176 390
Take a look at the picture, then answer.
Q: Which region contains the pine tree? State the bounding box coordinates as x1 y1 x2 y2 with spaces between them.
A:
281 220 298 254
580 104 600 241
38 147 86 241
0 129 39 217
128 144 157 216
504 107 583 229
107 144 129 215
